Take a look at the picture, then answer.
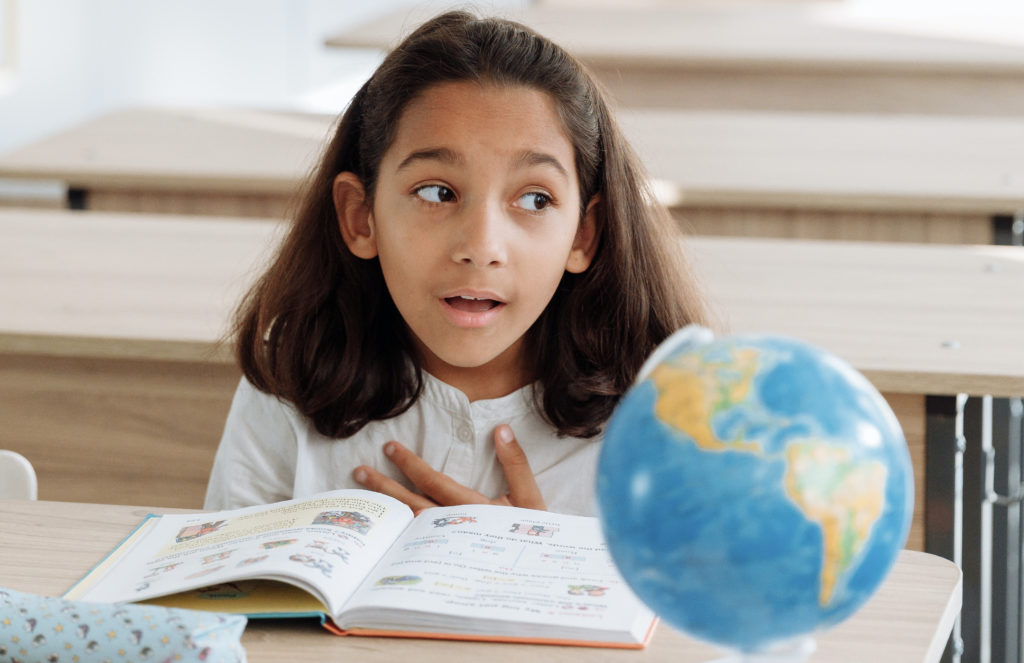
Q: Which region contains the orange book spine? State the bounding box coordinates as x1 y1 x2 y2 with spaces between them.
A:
320 617 658 649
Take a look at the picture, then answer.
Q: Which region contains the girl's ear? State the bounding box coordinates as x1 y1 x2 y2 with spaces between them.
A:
334 172 378 259
565 194 601 274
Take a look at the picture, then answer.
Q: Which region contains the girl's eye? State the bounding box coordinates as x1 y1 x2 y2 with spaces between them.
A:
414 185 456 204
518 192 552 212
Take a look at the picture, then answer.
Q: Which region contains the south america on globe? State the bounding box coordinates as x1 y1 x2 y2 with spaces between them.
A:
597 326 913 657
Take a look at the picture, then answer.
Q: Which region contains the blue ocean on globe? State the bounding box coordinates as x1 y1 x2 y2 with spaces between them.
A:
597 326 913 653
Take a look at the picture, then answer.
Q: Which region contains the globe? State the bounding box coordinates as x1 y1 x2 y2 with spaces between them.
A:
597 326 913 657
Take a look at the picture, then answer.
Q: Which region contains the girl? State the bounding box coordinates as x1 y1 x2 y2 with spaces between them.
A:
204 10 708 515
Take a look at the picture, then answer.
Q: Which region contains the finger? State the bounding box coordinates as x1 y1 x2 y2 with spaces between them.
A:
384 441 490 506
353 464 437 513
493 425 546 510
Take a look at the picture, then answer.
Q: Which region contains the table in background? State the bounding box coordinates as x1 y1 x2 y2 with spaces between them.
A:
620 110 1024 245
326 2 1024 116
0 108 333 218
0 208 283 508
0 499 962 662
6 208 1024 552
2 108 1023 244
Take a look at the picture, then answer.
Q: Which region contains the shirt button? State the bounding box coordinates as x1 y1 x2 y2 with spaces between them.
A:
457 426 473 442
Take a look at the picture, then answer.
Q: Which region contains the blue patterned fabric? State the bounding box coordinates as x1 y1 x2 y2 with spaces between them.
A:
0 587 246 663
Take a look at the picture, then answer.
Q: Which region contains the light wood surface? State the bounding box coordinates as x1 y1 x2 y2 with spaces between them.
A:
689 237 1024 398
0 499 962 662
0 108 333 218
0 209 282 508
689 235 1024 552
0 354 239 508
620 110 1024 218
4 209 1018 396
1 108 1022 242
325 3 1024 116
0 208 282 362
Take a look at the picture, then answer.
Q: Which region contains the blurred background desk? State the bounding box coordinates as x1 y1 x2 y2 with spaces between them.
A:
0 208 282 508
3 107 1022 245
5 207 1023 552
621 111 1024 245
0 499 963 663
325 3 1024 116
0 108 333 218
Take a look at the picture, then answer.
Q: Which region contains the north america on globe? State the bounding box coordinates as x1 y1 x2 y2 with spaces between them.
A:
647 344 888 608
598 328 913 651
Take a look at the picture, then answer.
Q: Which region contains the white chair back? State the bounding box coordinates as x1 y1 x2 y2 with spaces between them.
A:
0 450 38 499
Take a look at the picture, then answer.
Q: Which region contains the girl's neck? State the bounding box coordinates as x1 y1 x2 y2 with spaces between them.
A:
416 338 533 402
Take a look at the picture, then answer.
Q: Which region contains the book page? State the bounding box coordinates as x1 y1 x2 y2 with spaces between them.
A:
339 504 653 638
66 490 414 617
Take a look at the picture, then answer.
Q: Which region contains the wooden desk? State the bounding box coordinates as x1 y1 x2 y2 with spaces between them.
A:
0 499 962 662
5 208 1024 551
325 3 1024 116
0 209 284 508
622 110 1024 244
3 108 1022 244
0 108 334 218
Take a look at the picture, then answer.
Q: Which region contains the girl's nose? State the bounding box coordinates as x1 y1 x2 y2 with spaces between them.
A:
451 201 508 267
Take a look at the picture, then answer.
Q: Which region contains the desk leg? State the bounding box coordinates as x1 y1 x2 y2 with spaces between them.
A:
67 187 88 210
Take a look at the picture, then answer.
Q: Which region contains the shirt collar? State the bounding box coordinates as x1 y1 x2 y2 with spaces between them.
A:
419 369 537 421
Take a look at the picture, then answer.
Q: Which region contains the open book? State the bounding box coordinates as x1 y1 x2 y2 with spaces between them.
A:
65 489 657 648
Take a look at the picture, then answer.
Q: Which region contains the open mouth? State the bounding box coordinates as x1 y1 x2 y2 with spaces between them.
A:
444 295 502 313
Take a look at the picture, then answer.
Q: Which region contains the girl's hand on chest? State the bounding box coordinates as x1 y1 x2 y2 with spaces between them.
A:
352 424 546 514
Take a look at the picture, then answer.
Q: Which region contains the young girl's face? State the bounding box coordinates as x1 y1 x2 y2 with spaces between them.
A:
343 81 597 398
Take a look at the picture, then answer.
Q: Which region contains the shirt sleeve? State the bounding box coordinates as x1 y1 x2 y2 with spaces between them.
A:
203 378 299 510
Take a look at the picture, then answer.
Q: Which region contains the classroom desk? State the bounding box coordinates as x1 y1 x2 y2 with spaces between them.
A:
325 3 1024 116
0 499 963 662
2 108 1022 244
0 108 334 218
4 208 1024 552
621 110 1024 245
0 209 283 509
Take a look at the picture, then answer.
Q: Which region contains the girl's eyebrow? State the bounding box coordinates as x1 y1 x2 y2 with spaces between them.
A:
395 147 568 182
396 147 463 171
512 150 569 182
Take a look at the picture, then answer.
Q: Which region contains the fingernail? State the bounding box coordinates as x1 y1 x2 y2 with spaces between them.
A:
354 468 367 483
496 425 513 445
384 442 396 456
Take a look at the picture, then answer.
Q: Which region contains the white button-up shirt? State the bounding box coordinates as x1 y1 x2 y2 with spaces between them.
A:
204 374 602 516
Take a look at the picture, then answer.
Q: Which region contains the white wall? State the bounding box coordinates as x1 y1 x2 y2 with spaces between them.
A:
0 0 522 156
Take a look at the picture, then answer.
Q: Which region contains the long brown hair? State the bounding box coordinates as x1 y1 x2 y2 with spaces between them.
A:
235 10 709 438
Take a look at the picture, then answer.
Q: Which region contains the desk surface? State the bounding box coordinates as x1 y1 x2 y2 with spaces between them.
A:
0 499 961 662
620 111 1024 215
2 108 1023 215
0 108 332 195
0 208 282 363
325 3 1024 74
3 208 1022 397
689 236 1024 398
